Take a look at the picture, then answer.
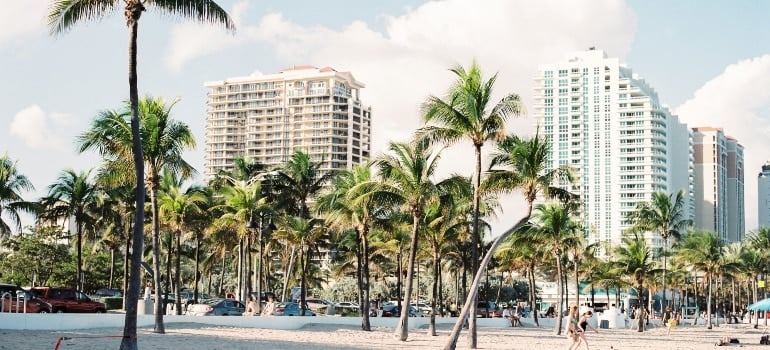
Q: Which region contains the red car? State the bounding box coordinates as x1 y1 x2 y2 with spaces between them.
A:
30 287 106 313
0 283 51 313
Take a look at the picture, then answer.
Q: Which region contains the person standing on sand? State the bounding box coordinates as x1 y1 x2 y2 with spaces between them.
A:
575 310 597 349
261 295 276 316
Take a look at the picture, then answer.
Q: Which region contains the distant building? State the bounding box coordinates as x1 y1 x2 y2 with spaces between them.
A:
204 66 372 179
533 48 693 255
691 127 745 242
758 163 770 228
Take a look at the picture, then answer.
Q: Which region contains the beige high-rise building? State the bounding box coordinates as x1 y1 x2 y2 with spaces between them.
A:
691 127 745 242
204 66 371 178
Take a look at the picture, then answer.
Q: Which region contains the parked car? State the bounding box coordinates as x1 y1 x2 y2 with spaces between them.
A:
0 283 51 313
335 301 359 309
304 298 334 314
476 301 498 318
92 288 122 298
277 302 316 316
411 302 434 316
186 298 245 316
381 303 420 317
30 287 106 313
178 290 211 306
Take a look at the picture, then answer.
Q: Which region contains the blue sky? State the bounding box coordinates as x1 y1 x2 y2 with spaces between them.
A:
2 0 770 234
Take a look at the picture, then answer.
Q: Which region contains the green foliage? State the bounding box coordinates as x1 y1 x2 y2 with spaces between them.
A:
0 228 73 287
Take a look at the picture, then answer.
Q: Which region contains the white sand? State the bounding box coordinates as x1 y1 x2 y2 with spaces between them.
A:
1 321 766 350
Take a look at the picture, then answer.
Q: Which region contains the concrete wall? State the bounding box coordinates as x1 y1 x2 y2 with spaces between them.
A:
0 313 514 331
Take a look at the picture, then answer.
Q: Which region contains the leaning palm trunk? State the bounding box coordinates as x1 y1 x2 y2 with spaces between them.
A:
281 247 296 301
121 4 147 347
468 145 483 348
394 211 421 341
443 216 530 350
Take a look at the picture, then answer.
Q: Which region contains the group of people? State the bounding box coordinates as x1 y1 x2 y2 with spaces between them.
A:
566 306 598 350
244 294 276 316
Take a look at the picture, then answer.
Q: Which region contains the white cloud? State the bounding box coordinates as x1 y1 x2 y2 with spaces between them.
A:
0 1 48 45
676 54 770 231
165 0 637 235
9 105 69 151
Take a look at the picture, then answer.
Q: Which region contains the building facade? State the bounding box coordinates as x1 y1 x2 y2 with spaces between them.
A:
758 163 770 228
691 127 745 242
533 49 693 254
204 66 372 178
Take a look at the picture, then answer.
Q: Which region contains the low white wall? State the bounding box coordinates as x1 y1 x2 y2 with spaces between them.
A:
0 313 511 331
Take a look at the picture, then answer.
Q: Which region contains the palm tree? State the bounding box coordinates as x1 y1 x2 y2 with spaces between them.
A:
273 216 325 316
418 61 523 348
315 163 384 331
274 150 335 219
48 2 233 346
41 169 100 290
677 230 728 329
375 140 443 341
0 153 36 237
612 232 656 332
626 190 691 312
443 131 573 350
530 202 581 335
157 171 206 314
78 95 197 334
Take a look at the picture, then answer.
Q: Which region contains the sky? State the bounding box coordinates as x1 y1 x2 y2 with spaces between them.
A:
2 0 770 236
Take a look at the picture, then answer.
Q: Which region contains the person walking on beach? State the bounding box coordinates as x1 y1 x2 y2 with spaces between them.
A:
261 295 276 316
575 310 597 349
245 295 259 316
566 306 582 350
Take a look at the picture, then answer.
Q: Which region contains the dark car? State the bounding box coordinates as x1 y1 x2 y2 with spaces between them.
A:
381 303 419 317
476 301 497 318
186 298 245 316
0 283 51 313
30 287 106 313
92 288 122 298
276 302 316 316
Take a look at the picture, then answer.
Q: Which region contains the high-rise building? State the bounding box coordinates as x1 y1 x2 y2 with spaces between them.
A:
757 163 770 228
691 127 745 242
533 48 693 254
204 66 371 178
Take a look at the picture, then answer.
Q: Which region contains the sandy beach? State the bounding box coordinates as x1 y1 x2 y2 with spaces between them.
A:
2 321 768 350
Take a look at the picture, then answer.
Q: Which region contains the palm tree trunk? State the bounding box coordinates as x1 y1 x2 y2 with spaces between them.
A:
529 267 540 327
707 276 713 329
361 226 371 331
574 259 579 309
123 230 131 310
77 223 83 290
174 230 182 315
394 211 421 341
109 248 116 289
150 186 165 333
194 232 200 304
637 286 645 332
219 252 226 296
164 233 172 312
468 145 482 349
662 236 668 313
300 247 307 316
554 254 564 335
428 249 439 336
281 247 296 302
120 8 146 349
443 215 530 350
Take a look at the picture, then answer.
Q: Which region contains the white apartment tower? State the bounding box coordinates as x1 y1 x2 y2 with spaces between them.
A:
204 66 371 178
691 127 745 242
758 163 770 228
533 49 693 253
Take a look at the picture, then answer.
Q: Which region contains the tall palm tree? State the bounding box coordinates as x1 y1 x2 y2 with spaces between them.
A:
418 61 523 348
612 232 656 332
41 169 100 290
0 153 36 237
677 230 728 329
49 1 233 345
274 150 335 219
375 140 443 341
443 131 573 350
78 95 197 334
626 190 691 312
